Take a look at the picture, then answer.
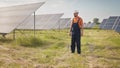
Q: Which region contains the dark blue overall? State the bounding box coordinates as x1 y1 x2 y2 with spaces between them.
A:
71 20 81 54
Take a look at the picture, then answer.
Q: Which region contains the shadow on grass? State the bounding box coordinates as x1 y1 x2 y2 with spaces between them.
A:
50 41 66 49
0 38 13 43
16 37 51 48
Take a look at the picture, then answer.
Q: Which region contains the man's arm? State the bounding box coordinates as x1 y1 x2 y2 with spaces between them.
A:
80 18 84 36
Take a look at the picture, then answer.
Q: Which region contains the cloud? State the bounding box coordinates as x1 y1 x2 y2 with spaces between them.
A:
0 2 9 7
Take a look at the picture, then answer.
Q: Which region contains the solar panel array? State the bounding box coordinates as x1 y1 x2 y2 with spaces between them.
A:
100 16 120 33
64 18 71 29
88 23 96 28
103 16 118 30
17 13 64 30
83 23 88 28
53 18 71 29
84 23 96 28
0 2 44 34
99 19 107 29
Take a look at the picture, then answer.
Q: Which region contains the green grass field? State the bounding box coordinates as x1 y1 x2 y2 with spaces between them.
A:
0 29 120 68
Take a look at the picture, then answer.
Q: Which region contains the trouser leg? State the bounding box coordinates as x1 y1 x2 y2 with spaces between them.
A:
76 35 81 54
71 35 75 53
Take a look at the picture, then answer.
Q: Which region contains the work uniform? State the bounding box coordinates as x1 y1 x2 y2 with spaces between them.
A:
71 16 83 54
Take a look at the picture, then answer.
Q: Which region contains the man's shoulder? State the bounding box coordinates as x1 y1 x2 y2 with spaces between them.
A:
77 16 82 19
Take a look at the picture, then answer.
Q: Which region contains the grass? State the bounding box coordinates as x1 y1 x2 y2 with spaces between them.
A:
16 37 50 47
0 29 120 68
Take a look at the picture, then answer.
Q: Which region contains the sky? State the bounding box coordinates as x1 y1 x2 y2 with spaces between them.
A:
0 0 120 23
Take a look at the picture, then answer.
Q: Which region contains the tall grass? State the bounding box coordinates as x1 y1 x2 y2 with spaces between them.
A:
16 36 49 47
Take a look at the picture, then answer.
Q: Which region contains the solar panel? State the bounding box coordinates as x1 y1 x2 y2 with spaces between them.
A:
99 19 107 29
84 23 95 28
83 23 88 28
88 23 96 28
64 19 71 29
17 13 64 30
114 18 120 33
53 18 71 29
103 16 118 30
112 16 120 30
0 2 44 34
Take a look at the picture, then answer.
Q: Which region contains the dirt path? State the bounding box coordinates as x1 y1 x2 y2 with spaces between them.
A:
86 55 98 68
0 45 9 50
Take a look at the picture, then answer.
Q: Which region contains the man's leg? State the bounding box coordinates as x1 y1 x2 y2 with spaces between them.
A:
76 35 81 54
71 35 75 53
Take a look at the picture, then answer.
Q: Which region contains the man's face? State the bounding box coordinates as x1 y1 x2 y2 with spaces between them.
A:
74 13 78 17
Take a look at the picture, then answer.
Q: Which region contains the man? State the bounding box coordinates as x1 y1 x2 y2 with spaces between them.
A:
69 11 83 54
